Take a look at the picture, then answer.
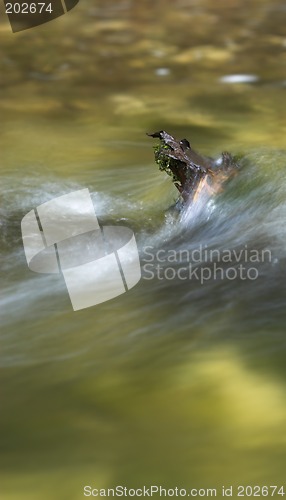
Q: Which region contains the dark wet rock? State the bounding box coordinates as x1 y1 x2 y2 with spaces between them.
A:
148 130 239 204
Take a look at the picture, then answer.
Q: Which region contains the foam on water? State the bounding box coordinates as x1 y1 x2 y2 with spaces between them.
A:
1 151 286 365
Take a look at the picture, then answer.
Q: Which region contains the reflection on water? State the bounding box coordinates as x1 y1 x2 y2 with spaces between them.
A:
1 1 286 499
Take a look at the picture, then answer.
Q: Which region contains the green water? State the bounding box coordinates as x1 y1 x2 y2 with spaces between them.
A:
1 1 286 498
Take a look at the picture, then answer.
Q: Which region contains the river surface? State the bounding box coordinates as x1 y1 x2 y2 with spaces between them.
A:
1 1 286 499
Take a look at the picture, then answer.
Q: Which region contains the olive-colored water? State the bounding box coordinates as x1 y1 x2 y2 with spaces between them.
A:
1 1 286 498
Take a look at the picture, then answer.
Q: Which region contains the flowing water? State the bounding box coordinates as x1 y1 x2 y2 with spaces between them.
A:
1 1 286 498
